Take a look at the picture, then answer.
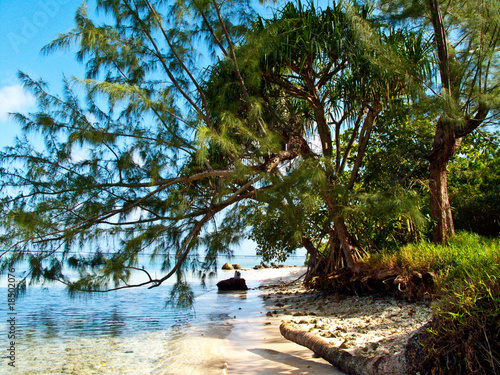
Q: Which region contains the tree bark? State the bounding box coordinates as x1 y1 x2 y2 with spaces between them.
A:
332 215 360 272
280 323 408 375
426 115 463 243
428 158 454 243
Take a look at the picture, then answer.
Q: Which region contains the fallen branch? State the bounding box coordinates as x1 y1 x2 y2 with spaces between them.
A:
279 322 408 375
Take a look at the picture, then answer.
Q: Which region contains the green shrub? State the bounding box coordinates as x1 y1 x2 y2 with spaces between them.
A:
370 232 500 374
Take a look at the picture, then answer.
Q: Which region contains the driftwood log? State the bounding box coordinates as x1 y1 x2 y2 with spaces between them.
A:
280 322 408 375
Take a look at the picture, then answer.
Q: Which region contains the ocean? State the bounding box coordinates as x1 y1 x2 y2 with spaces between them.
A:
0 255 306 374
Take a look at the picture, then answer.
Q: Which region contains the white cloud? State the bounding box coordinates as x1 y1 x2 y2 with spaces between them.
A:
0 84 36 121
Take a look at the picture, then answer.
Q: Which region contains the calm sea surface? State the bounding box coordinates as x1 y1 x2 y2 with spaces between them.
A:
0 255 306 374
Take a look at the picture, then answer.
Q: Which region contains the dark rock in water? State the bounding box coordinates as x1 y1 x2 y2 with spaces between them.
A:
253 264 264 270
222 262 234 270
232 264 242 270
217 277 248 291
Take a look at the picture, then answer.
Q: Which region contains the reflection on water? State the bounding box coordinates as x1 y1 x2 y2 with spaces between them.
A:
217 289 248 299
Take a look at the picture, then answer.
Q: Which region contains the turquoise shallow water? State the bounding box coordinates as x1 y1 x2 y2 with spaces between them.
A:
0 255 306 374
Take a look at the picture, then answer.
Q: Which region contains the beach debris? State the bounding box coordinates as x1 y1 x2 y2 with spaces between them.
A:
261 277 432 360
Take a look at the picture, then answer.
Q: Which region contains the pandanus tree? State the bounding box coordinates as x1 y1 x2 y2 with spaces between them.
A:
242 3 432 277
0 0 431 293
378 0 500 242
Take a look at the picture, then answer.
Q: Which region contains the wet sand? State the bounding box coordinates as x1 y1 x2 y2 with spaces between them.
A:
221 267 343 374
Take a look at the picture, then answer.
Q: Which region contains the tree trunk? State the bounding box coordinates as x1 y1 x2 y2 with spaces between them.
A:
427 117 463 243
428 158 454 243
332 215 361 272
280 323 408 375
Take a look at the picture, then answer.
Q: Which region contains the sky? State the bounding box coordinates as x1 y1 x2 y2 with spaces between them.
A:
0 0 89 148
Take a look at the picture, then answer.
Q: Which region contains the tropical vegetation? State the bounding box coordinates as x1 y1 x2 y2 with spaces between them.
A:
0 0 499 373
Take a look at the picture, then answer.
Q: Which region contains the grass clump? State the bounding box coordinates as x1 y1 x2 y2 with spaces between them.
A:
367 232 498 287
368 232 500 374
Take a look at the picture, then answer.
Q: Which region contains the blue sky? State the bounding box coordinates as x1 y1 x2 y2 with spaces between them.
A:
0 0 90 148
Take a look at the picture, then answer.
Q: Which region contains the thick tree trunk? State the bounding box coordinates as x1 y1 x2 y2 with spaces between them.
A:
280 323 408 375
332 215 361 272
428 159 454 243
427 116 463 243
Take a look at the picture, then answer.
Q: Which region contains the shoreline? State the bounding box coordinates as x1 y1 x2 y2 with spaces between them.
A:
221 266 433 374
1 265 432 374
221 266 340 374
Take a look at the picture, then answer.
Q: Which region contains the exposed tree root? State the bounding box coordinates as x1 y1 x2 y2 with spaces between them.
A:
306 266 436 301
280 322 408 375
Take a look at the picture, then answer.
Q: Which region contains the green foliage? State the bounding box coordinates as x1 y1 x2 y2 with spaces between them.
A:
377 0 500 243
361 107 434 191
365 232 500 285
417 282 500 375
248 193 328 262
166 273 195 310
345 186 430 251
449 131 500 237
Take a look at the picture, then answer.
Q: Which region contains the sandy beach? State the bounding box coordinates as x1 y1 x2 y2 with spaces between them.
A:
221 266 432 374
2 265 432 374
